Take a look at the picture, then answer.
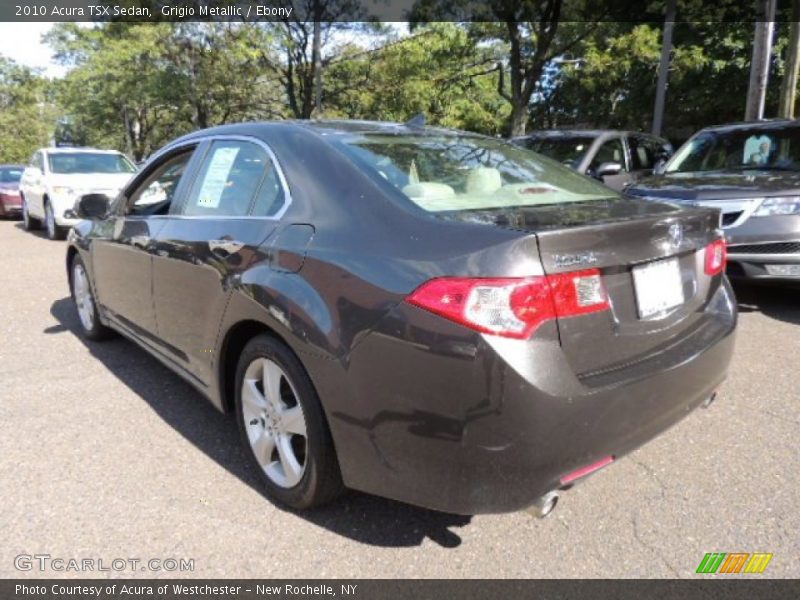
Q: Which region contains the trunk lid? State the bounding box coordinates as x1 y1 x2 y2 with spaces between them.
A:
445 197 722 377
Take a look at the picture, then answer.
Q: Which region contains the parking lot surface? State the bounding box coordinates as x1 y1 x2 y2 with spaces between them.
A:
0 219 797 578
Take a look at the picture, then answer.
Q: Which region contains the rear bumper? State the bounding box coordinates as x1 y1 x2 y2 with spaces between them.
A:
323 279 737 514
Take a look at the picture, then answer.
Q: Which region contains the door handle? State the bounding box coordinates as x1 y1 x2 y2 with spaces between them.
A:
209 239 245 257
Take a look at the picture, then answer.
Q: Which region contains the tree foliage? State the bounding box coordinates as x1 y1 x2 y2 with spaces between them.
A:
0 56 55 163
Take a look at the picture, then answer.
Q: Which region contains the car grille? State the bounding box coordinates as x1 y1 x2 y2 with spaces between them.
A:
721 211 743 227
728 242 800 254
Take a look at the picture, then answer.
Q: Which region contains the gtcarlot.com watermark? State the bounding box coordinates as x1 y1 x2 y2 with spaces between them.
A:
14 553 194 573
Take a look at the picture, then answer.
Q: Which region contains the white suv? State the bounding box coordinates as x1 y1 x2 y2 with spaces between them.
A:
20 147 136 240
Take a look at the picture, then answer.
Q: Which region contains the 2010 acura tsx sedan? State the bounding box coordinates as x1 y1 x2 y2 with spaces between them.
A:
66 120 736 516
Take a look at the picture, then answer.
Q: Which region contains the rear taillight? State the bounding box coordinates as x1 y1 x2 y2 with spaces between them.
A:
406 269 609 340
704 239 727 275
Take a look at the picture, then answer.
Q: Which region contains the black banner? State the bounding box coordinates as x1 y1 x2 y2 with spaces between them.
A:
3 579 800 600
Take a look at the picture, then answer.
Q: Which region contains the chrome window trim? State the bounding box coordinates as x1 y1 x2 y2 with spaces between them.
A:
124 134 293 221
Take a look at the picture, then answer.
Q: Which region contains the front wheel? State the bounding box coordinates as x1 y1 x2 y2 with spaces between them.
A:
45 201 66 241
235 335 343 510
71 254 114 341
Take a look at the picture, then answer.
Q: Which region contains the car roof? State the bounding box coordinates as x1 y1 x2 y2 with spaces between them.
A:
517 129 657 140
41 147 125 154
0 164 25 169
696 118 800 134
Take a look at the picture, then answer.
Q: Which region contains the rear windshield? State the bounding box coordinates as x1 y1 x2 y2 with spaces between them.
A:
48 152 136 175
667 126 800 173
0 168 23 183
517 135 596 168
335 134 617 213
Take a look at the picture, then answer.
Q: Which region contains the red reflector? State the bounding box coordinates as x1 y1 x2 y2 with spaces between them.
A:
560 455 615 485
704 239 727 276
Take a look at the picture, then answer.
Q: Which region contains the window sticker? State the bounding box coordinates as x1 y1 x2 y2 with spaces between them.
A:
196 146 240 208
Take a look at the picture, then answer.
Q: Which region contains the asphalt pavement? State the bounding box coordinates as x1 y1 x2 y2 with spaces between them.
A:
0 219 797 578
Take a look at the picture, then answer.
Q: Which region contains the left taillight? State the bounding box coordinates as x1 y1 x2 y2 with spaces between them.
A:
704 239 727 276
405 269 610 340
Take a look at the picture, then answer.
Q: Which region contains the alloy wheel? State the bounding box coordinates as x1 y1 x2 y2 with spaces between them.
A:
72 261 95 332
241 357 308 488
46 204 56 239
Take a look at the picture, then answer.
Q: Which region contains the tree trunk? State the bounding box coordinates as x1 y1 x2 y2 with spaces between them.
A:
779 0 800 118
312 19 322 117
509 103 528 137
745 0 777 120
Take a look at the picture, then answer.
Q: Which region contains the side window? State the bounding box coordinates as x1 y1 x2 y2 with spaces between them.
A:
182 140 272 217
590 138 626 171
126 150 194 216
31 152 44 171
252 164 286 217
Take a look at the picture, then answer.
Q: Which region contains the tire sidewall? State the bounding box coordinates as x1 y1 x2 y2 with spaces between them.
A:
70 254 105 340
234 334 341 510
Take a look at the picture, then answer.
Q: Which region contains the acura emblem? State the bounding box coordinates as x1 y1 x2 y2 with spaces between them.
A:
668 223 683 248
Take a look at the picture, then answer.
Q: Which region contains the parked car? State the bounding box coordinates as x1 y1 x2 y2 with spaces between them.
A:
19 147 136 240
626 119 800 282
66 120 735 515
513 130 674 191
0 164 25 218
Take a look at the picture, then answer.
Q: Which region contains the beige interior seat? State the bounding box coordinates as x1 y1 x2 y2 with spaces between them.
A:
465 167 502 195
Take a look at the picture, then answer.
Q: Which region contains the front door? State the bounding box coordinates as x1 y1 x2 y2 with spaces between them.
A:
92 146 200 342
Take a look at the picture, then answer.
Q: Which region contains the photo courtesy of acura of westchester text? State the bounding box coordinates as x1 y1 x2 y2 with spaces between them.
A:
0 0 798 595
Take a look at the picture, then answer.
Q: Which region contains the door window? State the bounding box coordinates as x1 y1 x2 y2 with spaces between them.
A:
628 136 655 170
590 138 626 172
182 140 276 217
126 149 194 216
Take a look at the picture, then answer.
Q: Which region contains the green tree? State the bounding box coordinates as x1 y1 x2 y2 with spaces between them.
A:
0 56 55 163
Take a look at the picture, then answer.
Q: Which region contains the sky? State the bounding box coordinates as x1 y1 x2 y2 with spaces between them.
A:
0 22 70 77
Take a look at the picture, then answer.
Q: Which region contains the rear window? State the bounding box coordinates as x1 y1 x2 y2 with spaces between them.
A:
48 152 136 175
0 168 23 183
518 135 596 168
335 134 617 213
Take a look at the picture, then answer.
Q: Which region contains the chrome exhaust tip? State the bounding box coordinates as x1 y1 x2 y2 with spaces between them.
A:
701 391 718 409
526 491 559 519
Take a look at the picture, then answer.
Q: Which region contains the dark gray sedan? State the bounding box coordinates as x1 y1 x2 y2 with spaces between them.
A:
66 120 735 515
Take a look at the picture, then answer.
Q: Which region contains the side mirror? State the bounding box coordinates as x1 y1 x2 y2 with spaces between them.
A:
595 162 623 178
74 193 110 219
653 160 667 175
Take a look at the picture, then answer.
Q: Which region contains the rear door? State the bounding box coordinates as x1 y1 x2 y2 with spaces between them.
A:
150 137 289 385
22 151 46 218
91 146 200 340
534 204 721 379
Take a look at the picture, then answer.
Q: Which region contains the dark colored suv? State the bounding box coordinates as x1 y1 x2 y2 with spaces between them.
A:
513 130 673 191
626 119 800 282
66 121 735 515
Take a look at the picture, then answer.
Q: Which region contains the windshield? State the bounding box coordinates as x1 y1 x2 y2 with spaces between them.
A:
666 126 800 173
0 168 23 183
335 134 617 213
48 152 136 175
518 135 596 168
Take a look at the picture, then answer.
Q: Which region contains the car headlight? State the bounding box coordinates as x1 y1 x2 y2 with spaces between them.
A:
51 186 78 199
754 197 800 216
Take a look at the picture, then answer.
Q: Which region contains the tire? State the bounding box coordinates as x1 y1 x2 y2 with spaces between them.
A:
22 196 40 231
235 334 343 510
70 254 114 341
45 200 66 241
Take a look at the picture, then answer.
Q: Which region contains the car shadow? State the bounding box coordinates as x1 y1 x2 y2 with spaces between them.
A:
48 297 472 548
13 221 49 239
732 282 800 325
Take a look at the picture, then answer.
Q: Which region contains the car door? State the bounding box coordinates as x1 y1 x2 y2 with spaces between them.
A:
22 151 46 218
627 134 671 183
91 145 201 344
150 137 289 385
588 136 630 191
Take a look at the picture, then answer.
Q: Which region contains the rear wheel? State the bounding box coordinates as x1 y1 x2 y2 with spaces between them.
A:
22 197 40 231
71 254 113 341
235 334 343 509
45 201 66 241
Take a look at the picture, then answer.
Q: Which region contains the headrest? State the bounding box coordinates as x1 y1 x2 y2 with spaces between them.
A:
402 182 455 199
465 167 502 194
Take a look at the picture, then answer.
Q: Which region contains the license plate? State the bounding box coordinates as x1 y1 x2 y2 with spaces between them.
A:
632 257 684 319
765 264 800 276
